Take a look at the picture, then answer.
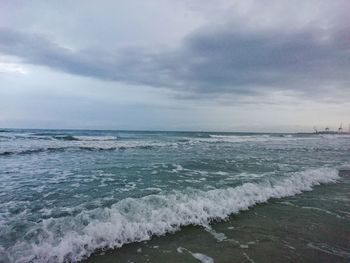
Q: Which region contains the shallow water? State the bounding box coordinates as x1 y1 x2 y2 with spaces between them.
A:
0 129 349 262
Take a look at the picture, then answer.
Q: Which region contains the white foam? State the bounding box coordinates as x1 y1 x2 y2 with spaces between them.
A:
307 242 350 258
242 252 255 263
206 134 317 143
320 134 350 139
8 167 339 263
72 136 117 141
205 227 227 242
300 206 344 219
190 252 214 263
144 187 162 192
177 247 214 263
171 164 185 173
119 182 137 192
208 135 270 143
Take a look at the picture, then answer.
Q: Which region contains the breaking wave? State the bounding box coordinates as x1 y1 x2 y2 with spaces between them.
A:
5 167 339 263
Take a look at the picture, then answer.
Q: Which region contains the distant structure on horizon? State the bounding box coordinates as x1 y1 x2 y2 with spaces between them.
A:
313 123 350 135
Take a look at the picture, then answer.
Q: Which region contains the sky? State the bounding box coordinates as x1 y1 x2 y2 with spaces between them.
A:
0 0 349 132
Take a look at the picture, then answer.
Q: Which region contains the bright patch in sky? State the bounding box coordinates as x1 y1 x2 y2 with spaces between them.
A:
0 62 27 75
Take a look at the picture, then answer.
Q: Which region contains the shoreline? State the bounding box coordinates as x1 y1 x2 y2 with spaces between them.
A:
81 170 350 263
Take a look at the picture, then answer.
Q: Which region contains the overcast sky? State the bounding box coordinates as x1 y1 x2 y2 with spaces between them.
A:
0 0 349 132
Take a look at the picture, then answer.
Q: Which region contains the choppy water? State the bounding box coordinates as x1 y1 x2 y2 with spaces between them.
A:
0 129 349 263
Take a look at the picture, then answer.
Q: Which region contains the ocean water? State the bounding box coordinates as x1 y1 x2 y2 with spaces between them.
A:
0 129 349 263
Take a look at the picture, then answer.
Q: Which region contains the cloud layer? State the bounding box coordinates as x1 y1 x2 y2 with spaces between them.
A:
1 22 349 99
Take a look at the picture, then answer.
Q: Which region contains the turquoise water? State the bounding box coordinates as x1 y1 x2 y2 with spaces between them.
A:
0 129 349 262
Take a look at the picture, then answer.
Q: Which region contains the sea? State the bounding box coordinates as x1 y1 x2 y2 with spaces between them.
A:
0 129 349 263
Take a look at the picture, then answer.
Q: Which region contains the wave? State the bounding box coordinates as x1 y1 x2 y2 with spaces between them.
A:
0 146 118 156
53 135 79 141
0 142 159 156
78 146 117 151
319 134 350 139
207 134 271 143
0 146 116 156
194 133 212 138
0 147 67 156
53 135 117 141
6 167 339 263
279 134 293 138
206 134 322 143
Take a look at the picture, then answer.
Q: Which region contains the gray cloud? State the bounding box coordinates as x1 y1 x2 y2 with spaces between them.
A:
1 24 349 98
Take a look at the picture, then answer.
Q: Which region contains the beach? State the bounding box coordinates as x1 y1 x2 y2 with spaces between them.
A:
0 129 350 262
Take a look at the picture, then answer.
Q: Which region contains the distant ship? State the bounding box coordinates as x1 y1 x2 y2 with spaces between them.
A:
314 123 350 135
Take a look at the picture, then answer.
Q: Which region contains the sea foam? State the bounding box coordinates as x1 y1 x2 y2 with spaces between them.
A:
6 167 339 263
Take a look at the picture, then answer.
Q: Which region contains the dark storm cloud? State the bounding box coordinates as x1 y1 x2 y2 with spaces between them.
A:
1 25 349 97
173 27 350 95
